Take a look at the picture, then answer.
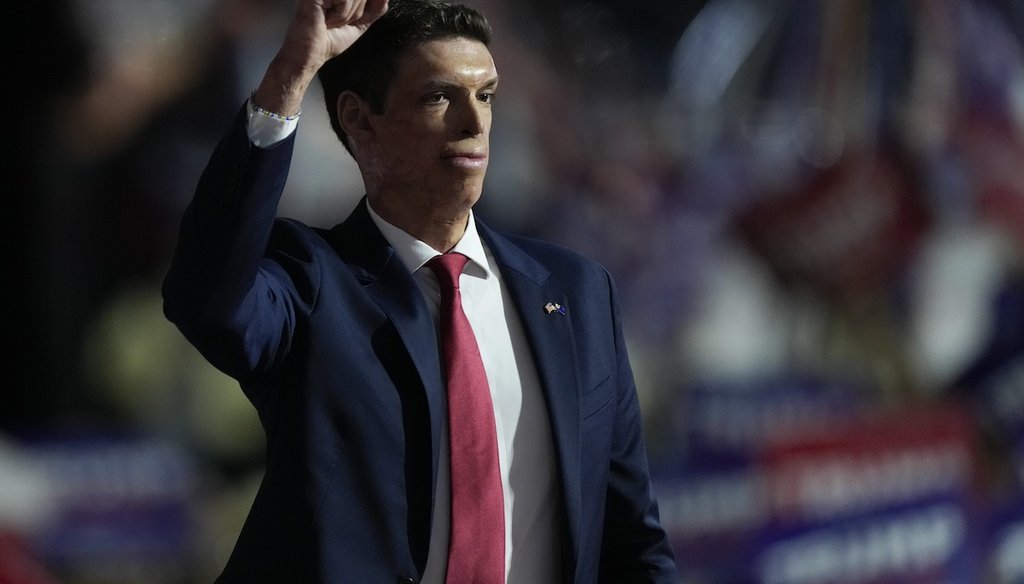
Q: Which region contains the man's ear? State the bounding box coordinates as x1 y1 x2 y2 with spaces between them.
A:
337 91 374 149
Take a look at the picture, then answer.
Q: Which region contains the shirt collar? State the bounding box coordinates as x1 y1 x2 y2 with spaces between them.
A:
365 199 492 280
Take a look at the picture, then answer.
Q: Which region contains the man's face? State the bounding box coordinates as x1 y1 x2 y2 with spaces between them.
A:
362 36 498 218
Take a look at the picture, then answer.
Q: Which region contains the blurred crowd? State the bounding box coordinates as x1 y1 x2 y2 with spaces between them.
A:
6 0 1024 582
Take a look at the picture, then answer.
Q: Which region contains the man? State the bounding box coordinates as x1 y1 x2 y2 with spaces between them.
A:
163 0 678 581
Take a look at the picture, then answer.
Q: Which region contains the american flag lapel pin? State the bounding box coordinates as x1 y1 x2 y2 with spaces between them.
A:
544 302 566 315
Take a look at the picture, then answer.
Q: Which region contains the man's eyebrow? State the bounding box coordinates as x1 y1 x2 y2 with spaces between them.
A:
419 76 501 91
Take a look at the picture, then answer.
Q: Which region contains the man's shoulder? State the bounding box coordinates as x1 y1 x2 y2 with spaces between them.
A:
485 227 612 286
496 230 595 264
262 217 346 266
268 217 327 245
267 209 393 279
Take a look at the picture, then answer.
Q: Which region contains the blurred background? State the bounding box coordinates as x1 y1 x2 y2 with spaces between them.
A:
5 0 1024 582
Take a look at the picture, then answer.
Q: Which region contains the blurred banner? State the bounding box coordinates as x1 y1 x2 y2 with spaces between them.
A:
654 387 985 583
0 435 198 584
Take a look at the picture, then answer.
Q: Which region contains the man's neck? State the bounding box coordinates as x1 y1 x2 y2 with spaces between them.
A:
367 195 470 253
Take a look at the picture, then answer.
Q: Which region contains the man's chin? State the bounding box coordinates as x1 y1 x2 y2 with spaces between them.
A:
447 177 486 202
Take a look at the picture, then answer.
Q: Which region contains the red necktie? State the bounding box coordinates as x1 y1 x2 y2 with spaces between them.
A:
428 253 505 584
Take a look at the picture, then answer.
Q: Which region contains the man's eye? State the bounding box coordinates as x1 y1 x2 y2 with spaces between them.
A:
423 93 447 104
479 92 496 104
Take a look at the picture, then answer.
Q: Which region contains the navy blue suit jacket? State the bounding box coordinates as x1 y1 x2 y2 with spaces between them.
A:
163 107 678 583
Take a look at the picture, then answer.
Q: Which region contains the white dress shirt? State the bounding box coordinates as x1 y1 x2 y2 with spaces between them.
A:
248 104 563 582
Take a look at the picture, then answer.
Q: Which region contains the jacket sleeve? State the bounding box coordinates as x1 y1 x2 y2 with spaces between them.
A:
599 269 680 583
162 104 317 402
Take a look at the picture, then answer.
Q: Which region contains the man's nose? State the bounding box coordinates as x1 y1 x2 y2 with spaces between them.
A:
457 99 487 136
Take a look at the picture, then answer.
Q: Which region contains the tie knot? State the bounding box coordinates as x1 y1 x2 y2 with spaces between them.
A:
427 252 470 293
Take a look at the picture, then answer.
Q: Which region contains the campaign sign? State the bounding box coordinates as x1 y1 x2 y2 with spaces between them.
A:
959 115 1024 246
655 393 982 583
758 401 977 524
750 401 981 583
653 379 869 582
734 150 929 298
21 435 197 581
752 495 976 584
662 378 866 468
656 464 768 583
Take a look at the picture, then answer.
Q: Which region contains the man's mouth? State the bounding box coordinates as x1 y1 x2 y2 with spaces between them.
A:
443 150 488 168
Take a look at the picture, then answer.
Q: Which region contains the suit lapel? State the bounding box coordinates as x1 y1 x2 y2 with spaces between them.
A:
326 200 447 493
478 222 583 575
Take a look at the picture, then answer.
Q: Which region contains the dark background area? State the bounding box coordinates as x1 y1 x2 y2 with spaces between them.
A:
5 1 1024 582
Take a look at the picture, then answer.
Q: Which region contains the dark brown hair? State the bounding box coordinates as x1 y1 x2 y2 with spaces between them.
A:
318 0 493 153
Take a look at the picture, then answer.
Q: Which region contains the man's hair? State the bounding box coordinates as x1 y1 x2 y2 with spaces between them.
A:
318 0 493 154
